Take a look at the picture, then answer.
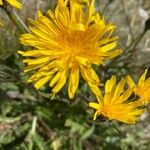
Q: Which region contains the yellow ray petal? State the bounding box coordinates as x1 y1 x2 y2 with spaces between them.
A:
49 71 61 87
105 75 116 93
126 75 135 88
0 0 3 5
34 76 51 89
113 79 126 99
88 82 102 98
89 102 100 110
68 67 79 99
99 43 117 52
120 88 132 103
6 0 22 9
138 69 147 86
23 57 50 65
52 70 67 94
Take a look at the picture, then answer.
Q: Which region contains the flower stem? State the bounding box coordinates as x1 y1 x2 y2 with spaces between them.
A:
1 5 29 33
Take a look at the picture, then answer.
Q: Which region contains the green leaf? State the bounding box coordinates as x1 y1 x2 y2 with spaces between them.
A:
35 106 52 122
80 125 95 141
32 132 48 150
0 131 14 145
65 119 85 135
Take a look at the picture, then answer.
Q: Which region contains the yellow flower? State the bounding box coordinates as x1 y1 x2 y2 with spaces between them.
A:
0 0 22 9
18 0 122 99
89 76 145 124
127 69 150 104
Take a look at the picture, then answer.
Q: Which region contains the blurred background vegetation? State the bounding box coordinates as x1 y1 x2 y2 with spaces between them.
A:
0 0 150 149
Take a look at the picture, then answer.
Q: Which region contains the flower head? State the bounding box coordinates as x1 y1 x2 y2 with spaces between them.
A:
18 0 122 99
0 0 22 9
127 69 150 104
89 76 145 124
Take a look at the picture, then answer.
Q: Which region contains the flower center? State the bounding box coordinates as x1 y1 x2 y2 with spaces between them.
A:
59 30 92 67
136 86 150 101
